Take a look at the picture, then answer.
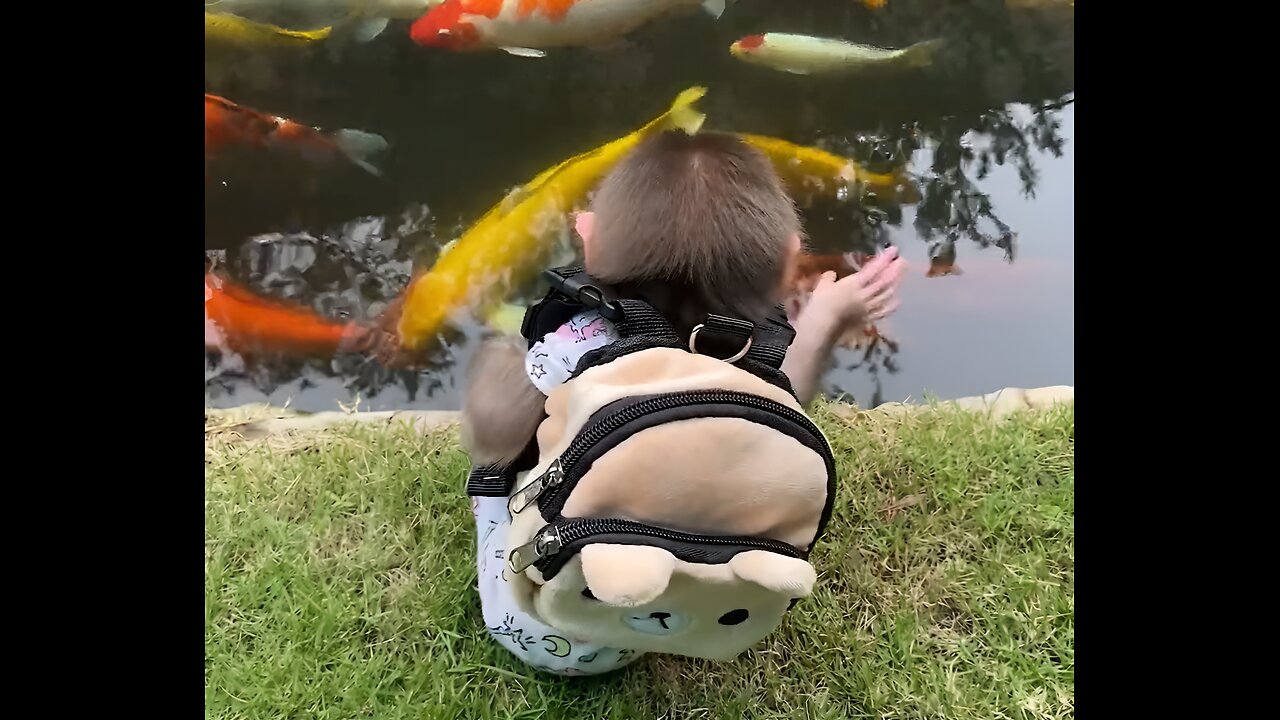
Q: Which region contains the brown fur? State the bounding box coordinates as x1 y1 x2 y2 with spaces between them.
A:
588 131 801 335
463 131 809 465
460 335 545 466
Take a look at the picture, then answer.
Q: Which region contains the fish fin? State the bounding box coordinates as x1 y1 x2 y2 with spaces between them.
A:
351 17 390 43
321 12 388 63
333 129 390 176
926 263 961 278
701 0 727 18
501 46 546 58
483 303 527 336
299 25 334 41
498 186 531 214
663 86 708 136
902 38 945 69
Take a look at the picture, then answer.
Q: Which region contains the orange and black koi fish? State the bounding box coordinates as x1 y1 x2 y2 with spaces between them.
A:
204 93 388 177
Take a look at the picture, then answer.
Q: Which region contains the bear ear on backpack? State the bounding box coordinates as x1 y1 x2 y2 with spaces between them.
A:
579 544 675 607
729 550 817 597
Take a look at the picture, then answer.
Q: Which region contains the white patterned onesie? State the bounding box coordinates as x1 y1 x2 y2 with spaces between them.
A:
472 310 646 676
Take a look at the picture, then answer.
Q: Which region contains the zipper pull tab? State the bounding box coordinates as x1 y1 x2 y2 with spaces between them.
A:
507 524 563 574
507 459 564 515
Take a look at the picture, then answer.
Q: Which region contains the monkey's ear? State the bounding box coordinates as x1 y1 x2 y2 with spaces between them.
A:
574 211 596 243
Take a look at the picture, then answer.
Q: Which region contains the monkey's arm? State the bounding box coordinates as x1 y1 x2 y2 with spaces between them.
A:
461 335 546 467
781 305 841 408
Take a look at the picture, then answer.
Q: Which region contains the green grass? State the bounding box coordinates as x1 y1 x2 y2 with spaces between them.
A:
205 401 1074 720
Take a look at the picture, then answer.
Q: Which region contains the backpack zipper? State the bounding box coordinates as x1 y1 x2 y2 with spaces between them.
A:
507 516 804 576
507 389 833 518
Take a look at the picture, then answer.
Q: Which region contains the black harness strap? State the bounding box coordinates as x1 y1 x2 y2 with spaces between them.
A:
547 270 798 396
464 429 541 497
466 465 517 497
468 264 802 495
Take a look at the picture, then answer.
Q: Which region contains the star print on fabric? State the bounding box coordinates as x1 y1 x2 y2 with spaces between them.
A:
490 614 535 652
530 364 546 379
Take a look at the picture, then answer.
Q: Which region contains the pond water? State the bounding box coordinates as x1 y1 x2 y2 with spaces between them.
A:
204 0 1074 413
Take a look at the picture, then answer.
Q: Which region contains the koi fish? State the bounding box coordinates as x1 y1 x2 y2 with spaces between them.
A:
394 86 707 351
926 240 962 277
738 133 921 206
410 0 731 58
730 33 944 76
483 302 528 336
204 93 388 177
205 272 363 356
205 11 334 47
203 0 445 43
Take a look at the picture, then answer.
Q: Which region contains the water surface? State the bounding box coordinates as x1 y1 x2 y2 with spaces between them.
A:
204 0 1075 411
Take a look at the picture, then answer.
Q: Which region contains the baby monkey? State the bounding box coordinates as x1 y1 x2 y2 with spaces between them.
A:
463 130 903 466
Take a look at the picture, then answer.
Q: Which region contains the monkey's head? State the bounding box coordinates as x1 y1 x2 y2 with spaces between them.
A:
578 131 804 334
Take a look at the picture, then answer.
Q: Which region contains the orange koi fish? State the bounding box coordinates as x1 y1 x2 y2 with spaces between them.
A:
204 93 388 177
410 0 731 57
925 240 962 277
205 272 364 356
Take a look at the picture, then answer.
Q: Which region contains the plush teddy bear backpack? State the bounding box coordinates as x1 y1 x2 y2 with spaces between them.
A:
467 266 838 661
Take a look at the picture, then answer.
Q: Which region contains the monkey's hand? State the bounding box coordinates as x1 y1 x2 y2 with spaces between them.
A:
782 246 903 406
804 246 903 333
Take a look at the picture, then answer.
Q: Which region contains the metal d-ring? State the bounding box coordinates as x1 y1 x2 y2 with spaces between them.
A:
688 324 753 363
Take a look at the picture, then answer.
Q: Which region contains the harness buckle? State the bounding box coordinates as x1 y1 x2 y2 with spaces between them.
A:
689 313 756 363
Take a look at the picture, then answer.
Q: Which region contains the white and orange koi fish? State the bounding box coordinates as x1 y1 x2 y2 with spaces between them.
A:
410 0 731 57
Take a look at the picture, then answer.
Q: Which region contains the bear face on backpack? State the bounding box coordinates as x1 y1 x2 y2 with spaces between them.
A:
468 267 837 664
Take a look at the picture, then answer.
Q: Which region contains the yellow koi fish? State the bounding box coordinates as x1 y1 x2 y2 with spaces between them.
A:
396 86 707 351
730 33 943 76
739 133 921 206
483 302 528 336
205 11 333 47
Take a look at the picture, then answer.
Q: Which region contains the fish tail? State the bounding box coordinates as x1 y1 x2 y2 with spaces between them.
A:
350 17 390 43
332 129 390 176
301 25 333 41
330 12 390 45
661 86 708 136
902 38 944 68
926 262 962 278
701 0 730 18
275 23 333 42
